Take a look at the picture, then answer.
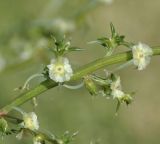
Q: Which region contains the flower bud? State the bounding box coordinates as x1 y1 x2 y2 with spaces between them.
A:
121 94 133 105
0 118 8 134
84 76 98 95
33 134 45 144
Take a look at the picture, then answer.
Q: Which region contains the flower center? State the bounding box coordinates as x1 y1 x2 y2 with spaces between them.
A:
24 117 34 129
55 65 65 75
138 52 144 59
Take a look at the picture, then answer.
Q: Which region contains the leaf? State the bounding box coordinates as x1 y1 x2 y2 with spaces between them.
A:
68 47 84 51
110 22 116 37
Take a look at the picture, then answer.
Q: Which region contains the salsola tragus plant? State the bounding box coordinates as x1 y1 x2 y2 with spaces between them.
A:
0 22 160 144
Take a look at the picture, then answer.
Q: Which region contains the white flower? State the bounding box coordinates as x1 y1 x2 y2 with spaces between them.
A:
14 108 39 140
110 76 124 99
47 57 73 83
16 112 39 139
22 112 39 131
132 42 153 70
110 76 121 91
111 89 124 99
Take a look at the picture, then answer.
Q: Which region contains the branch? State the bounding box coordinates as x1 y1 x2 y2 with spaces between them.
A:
3 115 61 144
1 47 160 113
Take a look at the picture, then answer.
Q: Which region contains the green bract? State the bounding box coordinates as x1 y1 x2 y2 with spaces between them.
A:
116 93 134 112
84 75 98 95
91 23 133 56
59 131 78 144
50 37 84 57
0 118 8 135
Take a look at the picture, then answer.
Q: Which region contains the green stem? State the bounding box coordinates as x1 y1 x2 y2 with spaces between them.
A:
1 80 58 113
1 47 160 113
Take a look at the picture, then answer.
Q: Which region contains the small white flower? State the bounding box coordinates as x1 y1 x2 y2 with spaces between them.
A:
110 76 121 91
132 42 153 70
14 108 39 140
110 76 125 99
111 89 124 99
22 112 39 131
47 57 73 83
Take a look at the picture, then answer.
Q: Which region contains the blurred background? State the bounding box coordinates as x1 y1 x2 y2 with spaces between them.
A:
0 0 160 143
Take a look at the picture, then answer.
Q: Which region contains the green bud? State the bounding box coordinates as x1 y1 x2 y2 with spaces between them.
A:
91 75 112 97
84 76 98 95
115 93 133 113
122 93 133 105
33 134 45 144
0 118 8 134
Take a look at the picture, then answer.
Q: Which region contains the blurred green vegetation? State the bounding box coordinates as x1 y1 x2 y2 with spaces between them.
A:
0 0 160 144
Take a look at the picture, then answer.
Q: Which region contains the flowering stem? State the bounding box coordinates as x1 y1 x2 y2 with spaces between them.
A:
1 47 160 113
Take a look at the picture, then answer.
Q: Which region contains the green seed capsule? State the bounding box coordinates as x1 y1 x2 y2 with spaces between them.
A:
84 76 98 96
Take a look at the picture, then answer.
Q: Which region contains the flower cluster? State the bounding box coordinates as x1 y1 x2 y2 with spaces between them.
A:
84 24 153 112
84 73 132 112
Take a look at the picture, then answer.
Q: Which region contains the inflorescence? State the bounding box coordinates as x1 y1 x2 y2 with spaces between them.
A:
0 23 155 144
